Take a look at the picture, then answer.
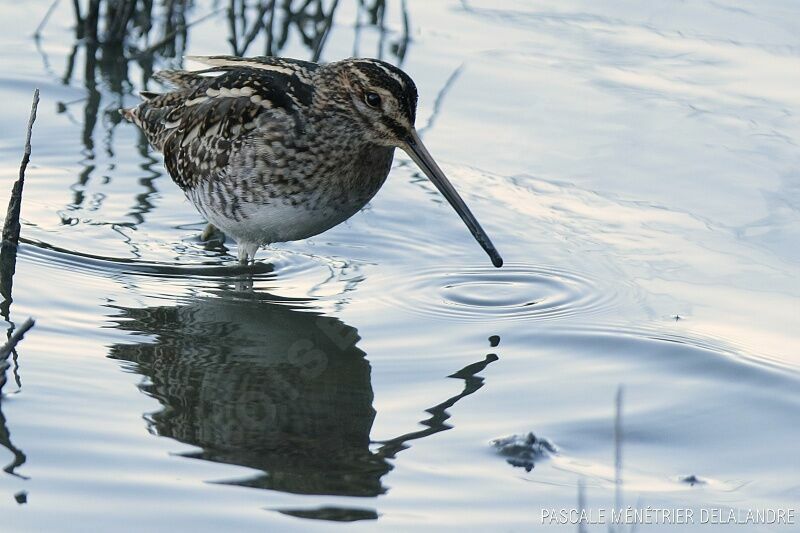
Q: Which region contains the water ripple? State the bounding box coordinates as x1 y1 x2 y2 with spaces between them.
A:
17 237 365 306
378 263 614 322
18 238 274 279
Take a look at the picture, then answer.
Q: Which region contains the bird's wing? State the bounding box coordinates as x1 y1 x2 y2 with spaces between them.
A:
125 57 319 191
185 55 319 78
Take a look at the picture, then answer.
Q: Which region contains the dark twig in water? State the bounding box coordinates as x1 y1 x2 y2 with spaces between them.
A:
133 8 225 58
85 0 100 43
418 64 463 136
71 0 83 33
0 317 34 479
264 0 277 55
34 0 62 38
577 476 588 533
240 0 274 56
0 318 35 363
227 0 240 55
1 90 40 321
0 317 36 391
395 0 410 64
312 0 340 62
375 353 498 459
1 317 35 394
612 385 624 533
0 404 28 478
2 89 39 249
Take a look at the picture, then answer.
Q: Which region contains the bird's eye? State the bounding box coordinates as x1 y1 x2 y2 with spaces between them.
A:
365 92 382 108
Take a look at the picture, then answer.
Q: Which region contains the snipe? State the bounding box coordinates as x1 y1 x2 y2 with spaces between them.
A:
122 56 502 267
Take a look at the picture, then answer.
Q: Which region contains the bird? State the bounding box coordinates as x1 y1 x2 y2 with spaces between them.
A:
122 55 502 267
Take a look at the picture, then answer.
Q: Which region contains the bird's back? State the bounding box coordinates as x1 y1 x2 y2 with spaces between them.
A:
123 56 320 192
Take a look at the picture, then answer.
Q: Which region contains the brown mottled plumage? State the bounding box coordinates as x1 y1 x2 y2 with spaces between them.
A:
123 56 502 267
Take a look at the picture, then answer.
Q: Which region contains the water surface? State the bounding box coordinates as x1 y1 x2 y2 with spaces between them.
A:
1 1 799 531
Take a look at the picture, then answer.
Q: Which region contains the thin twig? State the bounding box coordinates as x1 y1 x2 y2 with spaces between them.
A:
133 8 225 58
227 0 240 55
0 316 35 480
71 0 83 37
418 65 463 137
611 385 624 533
577 476 588 533
85 0 100 43
34 0 62 38
240 0 274 55
1 317 35 391
1 90 39 321
0 318 35 361
396 0 410 63
264 0 276 55
312 0 340 62
2 89 39 249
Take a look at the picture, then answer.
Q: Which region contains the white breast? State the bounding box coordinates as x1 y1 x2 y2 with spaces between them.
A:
188 187 370 245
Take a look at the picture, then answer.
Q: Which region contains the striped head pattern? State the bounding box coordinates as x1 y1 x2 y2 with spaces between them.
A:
317 58 419 147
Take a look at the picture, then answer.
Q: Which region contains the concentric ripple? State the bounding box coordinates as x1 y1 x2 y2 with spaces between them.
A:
379 263 615 322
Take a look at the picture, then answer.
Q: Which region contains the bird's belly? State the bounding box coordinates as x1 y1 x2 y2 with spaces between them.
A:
187 145 394 245
234 200 362 243
187 182 379 245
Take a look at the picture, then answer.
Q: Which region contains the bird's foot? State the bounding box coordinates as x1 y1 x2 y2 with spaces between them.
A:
236 242 260 266
200 223 225 244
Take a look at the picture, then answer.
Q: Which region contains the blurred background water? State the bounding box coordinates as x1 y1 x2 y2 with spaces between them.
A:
0 1 798 531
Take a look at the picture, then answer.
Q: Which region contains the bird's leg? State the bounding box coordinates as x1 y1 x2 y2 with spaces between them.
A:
234 242 256 291
237 242 259 265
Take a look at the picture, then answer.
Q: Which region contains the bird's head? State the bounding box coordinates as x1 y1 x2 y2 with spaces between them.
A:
317 58 503 268
324 58 419 148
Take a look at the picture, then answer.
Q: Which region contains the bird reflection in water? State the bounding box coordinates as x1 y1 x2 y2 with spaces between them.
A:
108 287 497 521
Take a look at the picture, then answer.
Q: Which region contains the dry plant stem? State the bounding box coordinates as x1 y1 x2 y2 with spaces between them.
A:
34 0 61 38
0 318 35 361
0 317 35 392
1 90 40 319
2 89 39 248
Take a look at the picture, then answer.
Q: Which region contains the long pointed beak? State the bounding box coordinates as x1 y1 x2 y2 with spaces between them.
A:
402 130 503 267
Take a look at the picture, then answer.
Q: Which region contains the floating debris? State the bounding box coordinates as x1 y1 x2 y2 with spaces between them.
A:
278 506 378 522
491 432 557 472
680 474 707 486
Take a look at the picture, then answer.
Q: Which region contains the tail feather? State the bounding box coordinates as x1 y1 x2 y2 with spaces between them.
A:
120 107 136 122
153 69 207 89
